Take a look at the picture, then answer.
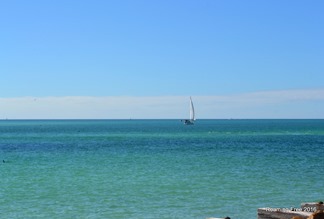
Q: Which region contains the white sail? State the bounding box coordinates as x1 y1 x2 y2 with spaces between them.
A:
189 97 195 121
183 97 195 125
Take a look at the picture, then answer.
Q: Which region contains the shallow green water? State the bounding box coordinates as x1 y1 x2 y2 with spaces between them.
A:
1 119 323 218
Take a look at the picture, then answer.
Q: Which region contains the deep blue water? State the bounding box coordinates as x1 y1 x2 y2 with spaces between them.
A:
0 119 323 218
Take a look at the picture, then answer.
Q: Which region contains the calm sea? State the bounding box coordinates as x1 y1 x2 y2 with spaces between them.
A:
0 119 323 219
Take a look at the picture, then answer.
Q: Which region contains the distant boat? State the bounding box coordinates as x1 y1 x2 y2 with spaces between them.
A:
183 97 195 125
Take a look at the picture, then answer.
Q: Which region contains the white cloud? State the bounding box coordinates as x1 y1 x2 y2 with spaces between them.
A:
196 89 324 118
0 89 324 119
0 96 188 119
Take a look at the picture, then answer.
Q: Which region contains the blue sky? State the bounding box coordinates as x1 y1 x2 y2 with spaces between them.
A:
0 0 324 118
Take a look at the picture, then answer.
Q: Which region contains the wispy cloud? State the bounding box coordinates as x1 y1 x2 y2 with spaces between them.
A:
196 89 324 118
1 89 324 119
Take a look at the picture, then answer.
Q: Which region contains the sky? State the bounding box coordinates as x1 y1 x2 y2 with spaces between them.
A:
0 0 323 119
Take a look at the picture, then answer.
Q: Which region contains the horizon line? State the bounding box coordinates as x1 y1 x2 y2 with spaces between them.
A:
1 118 324 120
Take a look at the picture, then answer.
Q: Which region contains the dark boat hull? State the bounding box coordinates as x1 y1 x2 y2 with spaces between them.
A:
183 119 194 125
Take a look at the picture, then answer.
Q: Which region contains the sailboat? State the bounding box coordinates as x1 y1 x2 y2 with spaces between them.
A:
183 97 195 125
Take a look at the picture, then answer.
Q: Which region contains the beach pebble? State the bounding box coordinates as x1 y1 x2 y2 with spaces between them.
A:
307 210 324 219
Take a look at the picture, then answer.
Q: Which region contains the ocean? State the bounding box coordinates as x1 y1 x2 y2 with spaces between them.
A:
0 119 323 219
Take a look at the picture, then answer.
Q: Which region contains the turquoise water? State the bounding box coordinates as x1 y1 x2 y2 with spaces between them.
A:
0 119 323 219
